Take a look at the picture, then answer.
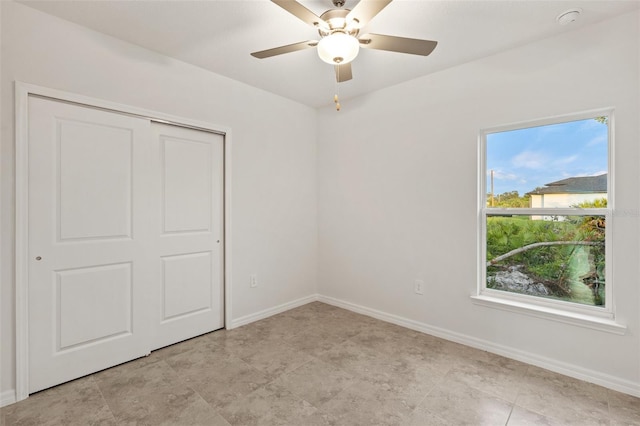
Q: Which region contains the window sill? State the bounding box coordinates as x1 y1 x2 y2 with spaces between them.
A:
470 295 627 335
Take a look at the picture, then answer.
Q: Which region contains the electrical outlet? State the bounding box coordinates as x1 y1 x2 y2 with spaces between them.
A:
250 274 258 288
414 279 424 295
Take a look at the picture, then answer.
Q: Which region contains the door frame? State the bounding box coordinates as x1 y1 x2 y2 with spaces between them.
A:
14 81 233 402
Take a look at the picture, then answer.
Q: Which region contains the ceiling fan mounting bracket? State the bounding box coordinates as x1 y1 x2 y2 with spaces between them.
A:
332 0 346 7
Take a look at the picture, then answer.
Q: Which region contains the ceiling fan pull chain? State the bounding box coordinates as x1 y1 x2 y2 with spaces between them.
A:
334 66 341 111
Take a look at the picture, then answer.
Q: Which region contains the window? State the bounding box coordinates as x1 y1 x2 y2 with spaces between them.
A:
478 111 612 318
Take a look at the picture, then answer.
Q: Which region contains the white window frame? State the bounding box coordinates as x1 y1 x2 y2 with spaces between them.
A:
473 109 626 335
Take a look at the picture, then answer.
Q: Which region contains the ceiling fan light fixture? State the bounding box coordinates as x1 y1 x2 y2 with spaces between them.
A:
317 32 360 64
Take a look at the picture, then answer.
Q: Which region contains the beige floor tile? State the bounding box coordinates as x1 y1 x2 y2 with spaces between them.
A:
320 379 415 425
407 405 453 426
320 314 380 340
164 341 270 410
443 352 529 402
417 379 513 425
348 324 420 355
354 351 443 410
273 358 357 407
285 326 352 356
608 389 640 425
252 313 315 340
211 323 305 363
162 338 230 370
94 360 226 425
294 410 341 426
245 310 316 340
315 339 398 378
507 405 567 425
219 382 317 426
208 325 266 355
355 328 484 379
232 339 317 379
523 365 610 400
516 366 610 424
515 391 610 425
208 314 305 358
2 376 116 426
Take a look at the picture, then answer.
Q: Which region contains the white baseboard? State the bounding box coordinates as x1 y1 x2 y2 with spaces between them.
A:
1 389 16 407
317 295 640 398
228 294 319 329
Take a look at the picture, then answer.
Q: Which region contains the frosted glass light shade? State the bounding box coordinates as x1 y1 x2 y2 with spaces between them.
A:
317 33 360 65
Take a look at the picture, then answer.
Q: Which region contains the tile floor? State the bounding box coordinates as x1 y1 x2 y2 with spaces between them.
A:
2 302 639 425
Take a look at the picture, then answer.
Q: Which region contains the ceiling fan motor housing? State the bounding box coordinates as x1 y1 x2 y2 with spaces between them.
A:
318 9 359 38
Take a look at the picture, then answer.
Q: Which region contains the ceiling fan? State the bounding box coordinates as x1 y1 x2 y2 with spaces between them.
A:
251 0 438 83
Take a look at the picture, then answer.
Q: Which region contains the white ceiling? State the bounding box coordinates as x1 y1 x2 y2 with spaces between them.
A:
18 0 640 108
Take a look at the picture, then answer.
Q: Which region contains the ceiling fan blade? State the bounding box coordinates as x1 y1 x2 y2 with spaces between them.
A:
346 0 392 28
335 63 353 82
272 0 327 29
359 33 437 56
251 40 318 59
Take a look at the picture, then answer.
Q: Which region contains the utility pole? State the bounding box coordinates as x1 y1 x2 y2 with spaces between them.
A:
490 169 495 207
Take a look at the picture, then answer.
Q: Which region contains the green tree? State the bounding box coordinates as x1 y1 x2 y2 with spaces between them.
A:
487 191 530 207
573 198 607 209
568 198 606 304
594 116 608 126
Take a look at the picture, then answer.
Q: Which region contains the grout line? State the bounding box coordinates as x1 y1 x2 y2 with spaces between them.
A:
504 404 515 426
90 375 120 424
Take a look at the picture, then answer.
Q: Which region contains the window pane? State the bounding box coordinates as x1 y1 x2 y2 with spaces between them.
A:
486 214 605 306
486 117 608 208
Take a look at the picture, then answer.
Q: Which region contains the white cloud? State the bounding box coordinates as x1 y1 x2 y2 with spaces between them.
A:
487 169 518 180
553 155 578 166
587 134 607 146
511 151 546 169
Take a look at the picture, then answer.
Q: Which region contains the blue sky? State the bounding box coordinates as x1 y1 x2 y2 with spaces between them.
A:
486 118 608 196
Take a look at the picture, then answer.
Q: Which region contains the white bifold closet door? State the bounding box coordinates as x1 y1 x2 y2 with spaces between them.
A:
27 96 223 394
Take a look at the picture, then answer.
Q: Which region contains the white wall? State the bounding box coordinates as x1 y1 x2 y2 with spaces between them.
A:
1 1 318 399
317 11 640 394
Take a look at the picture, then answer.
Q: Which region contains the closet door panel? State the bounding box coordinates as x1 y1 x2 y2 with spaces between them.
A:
150 122 224 350
28 97 154 393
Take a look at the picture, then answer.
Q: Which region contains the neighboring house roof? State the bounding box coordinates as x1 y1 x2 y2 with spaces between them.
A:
527 174 607 195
